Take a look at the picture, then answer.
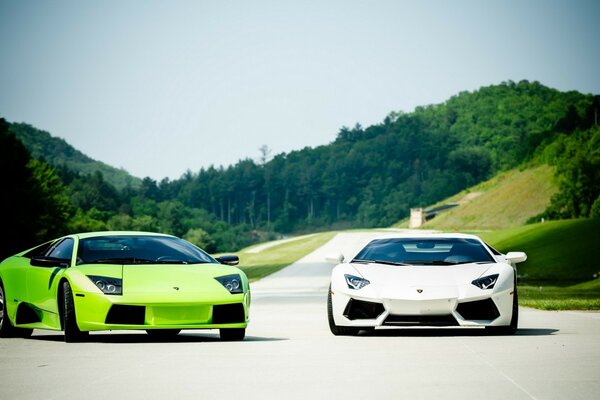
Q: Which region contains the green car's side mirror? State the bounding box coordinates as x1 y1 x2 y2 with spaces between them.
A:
30 256 69 268
215 255 239 266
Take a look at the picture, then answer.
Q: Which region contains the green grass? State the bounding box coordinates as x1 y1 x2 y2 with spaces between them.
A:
233 232 337 281
480 219 600 284
519 285 600 310
480 218 600 310
397 164 557 230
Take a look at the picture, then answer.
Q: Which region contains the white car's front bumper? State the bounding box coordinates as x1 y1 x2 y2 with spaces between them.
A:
330 284 514 328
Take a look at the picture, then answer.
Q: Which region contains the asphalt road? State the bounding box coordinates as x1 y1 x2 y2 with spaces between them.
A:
1 232 599 400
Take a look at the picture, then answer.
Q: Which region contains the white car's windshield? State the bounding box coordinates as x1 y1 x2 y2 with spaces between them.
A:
77 235 216 265
352 238 495 266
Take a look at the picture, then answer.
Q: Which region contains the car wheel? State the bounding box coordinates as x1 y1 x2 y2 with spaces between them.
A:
219 328 245 341
62 281 89 342
0 282 14 338
146 329 181 339
486 288 518 335
0 282 33 338
327 287 359 336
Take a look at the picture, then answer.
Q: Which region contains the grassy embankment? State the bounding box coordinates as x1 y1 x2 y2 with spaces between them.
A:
232 232 337 281
481 219 600 310
416 164 557 230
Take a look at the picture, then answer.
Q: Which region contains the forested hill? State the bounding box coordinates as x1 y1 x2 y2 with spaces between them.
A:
2 80 598 257
159 80 597 231
10 123 141 190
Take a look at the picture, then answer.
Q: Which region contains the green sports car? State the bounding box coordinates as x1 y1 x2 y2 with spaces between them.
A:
0 231 250 342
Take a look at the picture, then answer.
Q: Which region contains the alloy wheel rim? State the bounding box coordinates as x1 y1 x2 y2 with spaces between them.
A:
0 287 4 321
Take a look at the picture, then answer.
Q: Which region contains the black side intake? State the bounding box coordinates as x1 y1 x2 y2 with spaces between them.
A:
16 303 42 324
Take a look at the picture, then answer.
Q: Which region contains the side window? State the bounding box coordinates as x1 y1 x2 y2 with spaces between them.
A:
484 241 502 256
23 241 55 258
46 238 75 261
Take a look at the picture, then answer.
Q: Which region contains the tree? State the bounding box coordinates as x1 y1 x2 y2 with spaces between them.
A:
0 118 70 258
545 127 600 218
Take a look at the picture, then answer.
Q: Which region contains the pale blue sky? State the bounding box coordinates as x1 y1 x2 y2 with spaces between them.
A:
1 0 599 180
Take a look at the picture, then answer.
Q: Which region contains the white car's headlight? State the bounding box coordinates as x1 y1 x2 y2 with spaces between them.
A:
471 274 499 290
344 274 370 290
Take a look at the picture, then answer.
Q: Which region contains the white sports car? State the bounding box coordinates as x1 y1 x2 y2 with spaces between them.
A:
327 233 527 335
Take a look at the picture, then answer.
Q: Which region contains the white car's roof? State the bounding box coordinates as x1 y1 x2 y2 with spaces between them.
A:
369 232 483 241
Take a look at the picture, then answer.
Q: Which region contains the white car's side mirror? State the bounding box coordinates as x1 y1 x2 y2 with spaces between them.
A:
505 252 527 264
325 253 345 264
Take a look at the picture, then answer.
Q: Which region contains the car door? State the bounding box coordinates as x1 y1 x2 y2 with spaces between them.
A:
26 238 74 314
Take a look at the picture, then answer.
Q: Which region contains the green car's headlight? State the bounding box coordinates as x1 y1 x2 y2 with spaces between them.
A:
215 274 243 294
87 275 122 295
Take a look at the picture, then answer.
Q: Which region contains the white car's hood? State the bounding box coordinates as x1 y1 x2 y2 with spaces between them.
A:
350 262 496 287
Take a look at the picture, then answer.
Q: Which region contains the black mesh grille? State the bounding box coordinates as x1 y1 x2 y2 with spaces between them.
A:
105 305 146 325
456 298 500 321
343 299 385 320
212 303 245 324
383 314 458 326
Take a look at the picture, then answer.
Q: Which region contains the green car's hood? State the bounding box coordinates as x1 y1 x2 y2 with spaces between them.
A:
122 264 239 297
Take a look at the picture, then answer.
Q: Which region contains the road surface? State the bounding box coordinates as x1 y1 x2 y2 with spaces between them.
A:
1 232 599 400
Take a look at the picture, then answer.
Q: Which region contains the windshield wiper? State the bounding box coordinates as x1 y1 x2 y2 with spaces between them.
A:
86 257 154 265
433 260 491 265
153 260 212 264
413 260 456 266
352 259 411 266
153 260 189 264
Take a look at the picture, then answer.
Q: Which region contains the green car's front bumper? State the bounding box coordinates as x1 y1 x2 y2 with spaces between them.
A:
73 290 250 331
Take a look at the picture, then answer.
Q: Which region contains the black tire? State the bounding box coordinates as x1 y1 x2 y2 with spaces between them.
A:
62 281 88 342
0 282 33 338
219 328 245 341
146 329 181 338
486 288 518 335
327 288 359 336
0 282 14 338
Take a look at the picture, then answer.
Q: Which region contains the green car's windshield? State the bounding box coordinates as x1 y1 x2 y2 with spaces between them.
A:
352 238 495 266
77 235 217 265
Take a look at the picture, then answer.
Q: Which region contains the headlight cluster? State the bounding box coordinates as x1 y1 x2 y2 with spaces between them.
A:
345 274 370 290
471 274 499 290
87 275 122 295
215 274 243 294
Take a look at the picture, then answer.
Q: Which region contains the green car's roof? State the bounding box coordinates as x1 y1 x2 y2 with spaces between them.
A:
71 231 175 240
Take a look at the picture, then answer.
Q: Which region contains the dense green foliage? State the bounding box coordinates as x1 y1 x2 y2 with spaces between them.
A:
541 127 600 219
10 123 141 190
0 118 71 258
3 80 598 257
158 80 594 231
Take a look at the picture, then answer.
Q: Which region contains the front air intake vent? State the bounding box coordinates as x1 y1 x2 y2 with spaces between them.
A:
383 314 458 326
343 299 385 320
456 298 500 321
105 305 146 325
213 303 245 324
